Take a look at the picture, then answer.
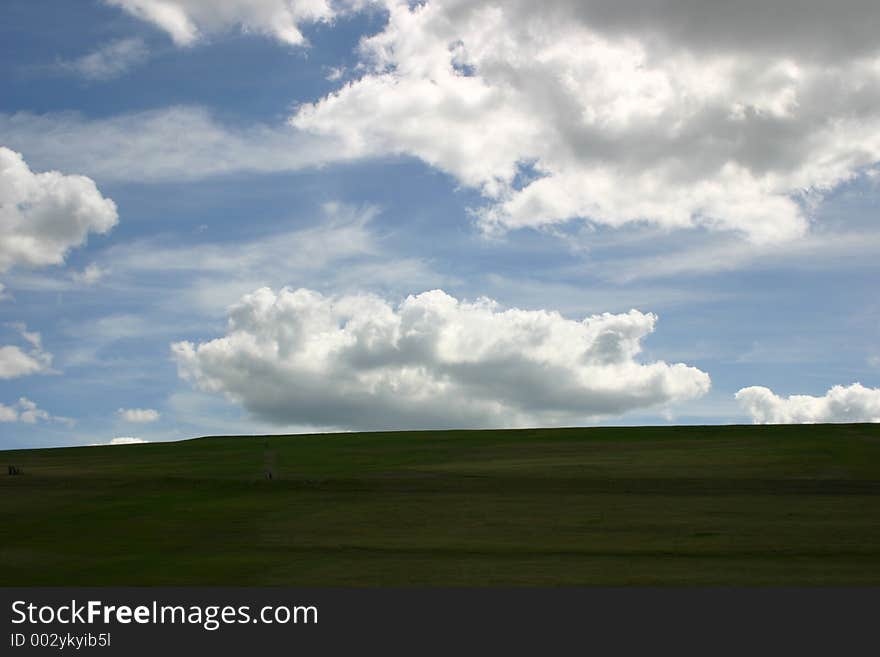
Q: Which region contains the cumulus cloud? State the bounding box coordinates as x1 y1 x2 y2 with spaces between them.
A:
0 147 118 272
58 37 150 80
172 287 710 430
91 436 149 446
290 0 880 243
0 397 51 424
538 0 880 61
736 383 880 424
0 346 47 379
0 324 52 379
0 345 46 379
105 0 345 46
117 408 160 423
9 3 880 247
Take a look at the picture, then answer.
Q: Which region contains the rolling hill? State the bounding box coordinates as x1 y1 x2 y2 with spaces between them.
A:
2 424 880 585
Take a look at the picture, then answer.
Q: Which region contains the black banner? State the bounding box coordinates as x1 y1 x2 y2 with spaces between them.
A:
2 588 877 655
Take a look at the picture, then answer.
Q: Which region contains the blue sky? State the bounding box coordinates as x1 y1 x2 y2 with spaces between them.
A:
2 0 879 448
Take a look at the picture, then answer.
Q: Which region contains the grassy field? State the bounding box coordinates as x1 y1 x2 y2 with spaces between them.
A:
2 424 880 586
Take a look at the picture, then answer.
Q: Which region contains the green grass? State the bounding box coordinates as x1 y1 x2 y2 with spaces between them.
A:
2 424 880 585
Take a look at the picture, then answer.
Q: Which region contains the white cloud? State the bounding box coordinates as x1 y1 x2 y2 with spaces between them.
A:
594 225 880 283
59 37 150 80
172 287 710 430
324 65 345 81
97 202 448 314
0 108 345 183
117 407 160 423
0 324 52 379
70 263 105 286
95 436 149 445
0 403 18 423
0 346 47 379
0 147 118 272
105 0 344 46
736 383 880 424
8 3 880 249
0 397 51 424
16 398 50 424
106 202 378 276
290 0 880 243
65 314 150 342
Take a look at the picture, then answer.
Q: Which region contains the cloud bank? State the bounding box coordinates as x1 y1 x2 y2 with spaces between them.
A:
172 287 710 430
0 147 118 272
736 383 880 424
11 2 880 246
290 0 880 243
